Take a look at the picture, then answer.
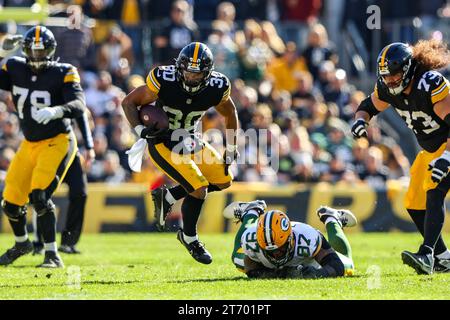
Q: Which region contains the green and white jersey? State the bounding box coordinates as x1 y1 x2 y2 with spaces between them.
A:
241 222 323 269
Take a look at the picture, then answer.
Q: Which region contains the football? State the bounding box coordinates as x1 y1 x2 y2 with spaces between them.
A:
138 103 169 129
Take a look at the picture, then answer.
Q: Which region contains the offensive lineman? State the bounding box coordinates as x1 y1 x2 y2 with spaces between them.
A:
0 26 86 268
351 40 450 274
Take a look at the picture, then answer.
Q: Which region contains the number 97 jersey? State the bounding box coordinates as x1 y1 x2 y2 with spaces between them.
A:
241 222 323 269
146 65 231 145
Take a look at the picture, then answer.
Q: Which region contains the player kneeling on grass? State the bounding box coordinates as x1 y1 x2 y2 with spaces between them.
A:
224 201 356 279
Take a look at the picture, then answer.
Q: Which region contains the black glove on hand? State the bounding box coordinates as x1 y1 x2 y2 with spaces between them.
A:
351 118 368 139
223 146 239 176
140 123 168 140
428 150 450 183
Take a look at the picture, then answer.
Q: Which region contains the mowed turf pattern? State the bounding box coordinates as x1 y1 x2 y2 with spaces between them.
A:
0 233 449 300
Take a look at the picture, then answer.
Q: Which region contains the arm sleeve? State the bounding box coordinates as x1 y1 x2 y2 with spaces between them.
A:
61 66 86 118
430 74 449 105
75 111 94 149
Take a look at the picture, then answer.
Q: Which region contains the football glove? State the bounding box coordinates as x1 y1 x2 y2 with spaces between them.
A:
34 106 64 125
138 123 169 140
428 150 450 183
351 118 368 139
223 144 239 176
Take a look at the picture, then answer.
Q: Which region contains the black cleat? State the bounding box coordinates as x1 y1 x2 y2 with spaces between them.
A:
0 240 33 266
59 244 81 254
37 251 64 268
152 187 173 231
177 230 212 264
32 241 44 255
434 258 450 273
402 245 434 275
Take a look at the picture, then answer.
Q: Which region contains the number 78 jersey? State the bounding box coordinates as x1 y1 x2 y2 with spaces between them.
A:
0 57 82 142
146 65 231 135
241 221 323 269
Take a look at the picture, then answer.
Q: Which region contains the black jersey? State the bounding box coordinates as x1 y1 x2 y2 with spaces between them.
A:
145 65 231 150
375 70 450 152
0 57 84 141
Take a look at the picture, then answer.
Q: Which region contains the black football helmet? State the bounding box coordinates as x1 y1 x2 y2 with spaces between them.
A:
22 25 57 72
377 42 415 95
175 42 214 94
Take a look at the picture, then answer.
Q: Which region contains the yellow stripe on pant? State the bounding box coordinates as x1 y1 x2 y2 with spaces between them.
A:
3 132 78 206
404 143 447 210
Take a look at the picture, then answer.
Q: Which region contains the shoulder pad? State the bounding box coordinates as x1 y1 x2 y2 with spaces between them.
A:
292 222 323 258
146 65 177 94
3 56 25 71
417 71 449 104
209 71 231 102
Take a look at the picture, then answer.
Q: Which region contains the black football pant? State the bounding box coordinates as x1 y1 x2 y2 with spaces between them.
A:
35 153 87 246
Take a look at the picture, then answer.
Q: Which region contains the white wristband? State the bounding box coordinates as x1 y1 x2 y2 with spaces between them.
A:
226 144 238 152
134 125 145 136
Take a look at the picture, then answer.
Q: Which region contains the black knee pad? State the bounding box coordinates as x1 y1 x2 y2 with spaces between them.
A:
31 190 55 216
1 200 27 220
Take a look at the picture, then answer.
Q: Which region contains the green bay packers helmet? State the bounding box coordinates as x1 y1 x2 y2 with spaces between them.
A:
22 25 57 72
256 210 295 266
175 42 214 94
377 42 415 95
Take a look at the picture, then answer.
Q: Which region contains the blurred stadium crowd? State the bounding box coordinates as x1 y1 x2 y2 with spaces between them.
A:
0 0 449 190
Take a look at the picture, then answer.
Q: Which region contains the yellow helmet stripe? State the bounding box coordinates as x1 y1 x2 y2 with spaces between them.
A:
191 42 200 67
35 26 41 45
380 44 392 68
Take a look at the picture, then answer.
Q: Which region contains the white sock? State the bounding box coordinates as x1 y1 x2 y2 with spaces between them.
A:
183 233 198 244
44 242 57 252
436 250 450 260
15 234 28 243
165 190 177 205
245 209 260 219
325 217 340 226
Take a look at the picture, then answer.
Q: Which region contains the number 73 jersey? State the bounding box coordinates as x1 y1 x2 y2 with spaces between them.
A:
375 70 450 152
241 221 323 269
146 65 231 144
0 56 82 141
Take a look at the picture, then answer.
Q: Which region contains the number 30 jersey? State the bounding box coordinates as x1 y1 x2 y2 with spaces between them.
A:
241 221 323 269
375 69 450 152
146 65 231 148
0 56 83 142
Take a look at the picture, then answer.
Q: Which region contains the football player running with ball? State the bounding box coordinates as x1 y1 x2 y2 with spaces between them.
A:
0 26 86 268
122 42 238 264
225 201 357 279
351 40 450 274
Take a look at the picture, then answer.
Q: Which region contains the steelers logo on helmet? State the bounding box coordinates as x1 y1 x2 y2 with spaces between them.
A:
175 42 214 95
256 210 295 266
22 25 57 72
376 42 416 96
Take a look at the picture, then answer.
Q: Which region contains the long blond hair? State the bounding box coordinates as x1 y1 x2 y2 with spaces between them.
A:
412 39 450 71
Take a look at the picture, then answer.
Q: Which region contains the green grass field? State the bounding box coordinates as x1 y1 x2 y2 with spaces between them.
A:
0 232 449 300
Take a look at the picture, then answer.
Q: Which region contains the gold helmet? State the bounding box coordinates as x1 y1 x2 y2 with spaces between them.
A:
256 210 295 266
